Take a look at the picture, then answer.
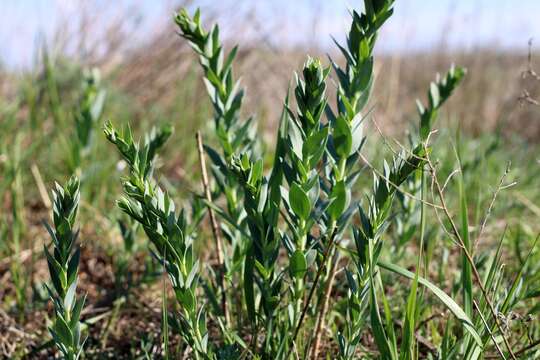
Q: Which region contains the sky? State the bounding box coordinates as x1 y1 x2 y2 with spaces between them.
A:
1 0 540 69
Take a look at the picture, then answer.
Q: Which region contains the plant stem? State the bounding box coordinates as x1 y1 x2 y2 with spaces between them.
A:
310 158 347 357
196 131 229 325
311 248 339 358
287 226 338 359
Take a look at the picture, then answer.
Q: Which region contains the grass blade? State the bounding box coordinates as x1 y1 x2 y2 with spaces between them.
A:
378 260 483 347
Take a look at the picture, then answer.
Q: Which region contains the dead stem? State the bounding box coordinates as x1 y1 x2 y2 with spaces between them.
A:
424 143 517 360
196 131 229 325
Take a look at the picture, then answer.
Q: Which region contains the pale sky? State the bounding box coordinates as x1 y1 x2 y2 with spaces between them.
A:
1 0 539 69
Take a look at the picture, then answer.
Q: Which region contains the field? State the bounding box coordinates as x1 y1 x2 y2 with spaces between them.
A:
1 1 539 359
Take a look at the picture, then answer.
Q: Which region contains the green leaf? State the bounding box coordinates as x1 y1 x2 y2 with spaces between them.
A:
303 127 328 167
289 250 308 279
54 316 73 347
369 268 394 358
254 260 271 280
223 45 238 73
69 294 86 328
44 245 66 294
66 247 80 287
176 289 196 313
456 155 473 319
64 279 77 311
287 114 304 160
333 116 352 158
350 112 364 153
289 182 311 221
249 159 263 186
327 181 350 221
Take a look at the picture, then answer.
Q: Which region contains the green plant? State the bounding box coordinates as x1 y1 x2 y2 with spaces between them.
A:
3 135 28 319
284 57 330 325
72 69 106 170
108 123 172 294
175 8 258 327
94 2 540 359
310 2 395 354
0 0 535 356
104 122 213 358
69 68 106 175
44 176 86 359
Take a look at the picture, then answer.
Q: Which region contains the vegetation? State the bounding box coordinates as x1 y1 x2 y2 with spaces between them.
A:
0 1 539 359
44 177 86 360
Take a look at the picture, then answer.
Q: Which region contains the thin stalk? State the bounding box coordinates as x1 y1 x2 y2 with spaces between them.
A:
292 220 307 340
311 158 347 357
419 170 427 273
162 251 170 360
403 167 426 358
514 338 540 357
473 162 513 251
10 136 26 319
287 227 338 359
294 222 307 324
311 249 339 358
196 131 229 325
31 163 52 209
473 300 506 359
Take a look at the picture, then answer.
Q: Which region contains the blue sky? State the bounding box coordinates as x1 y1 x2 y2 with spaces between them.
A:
1 0 540 69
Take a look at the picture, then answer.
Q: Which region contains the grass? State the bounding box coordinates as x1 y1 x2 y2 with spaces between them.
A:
0 1 539 359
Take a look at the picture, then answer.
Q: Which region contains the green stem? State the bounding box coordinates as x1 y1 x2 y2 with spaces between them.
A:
336 157 347 182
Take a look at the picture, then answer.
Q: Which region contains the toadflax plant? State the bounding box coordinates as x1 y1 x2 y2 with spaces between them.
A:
44 176 86 360
281 56 330 330
108 121 173 292
98 1 492 358
310 2 395 355
175 8 258 326
104 122 212 358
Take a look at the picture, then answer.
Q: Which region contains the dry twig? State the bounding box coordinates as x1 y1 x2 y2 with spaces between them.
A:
196 131 229 325
424 144 517 360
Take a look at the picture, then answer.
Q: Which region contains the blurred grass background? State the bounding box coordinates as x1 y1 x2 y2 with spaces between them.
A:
1 1 537 212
